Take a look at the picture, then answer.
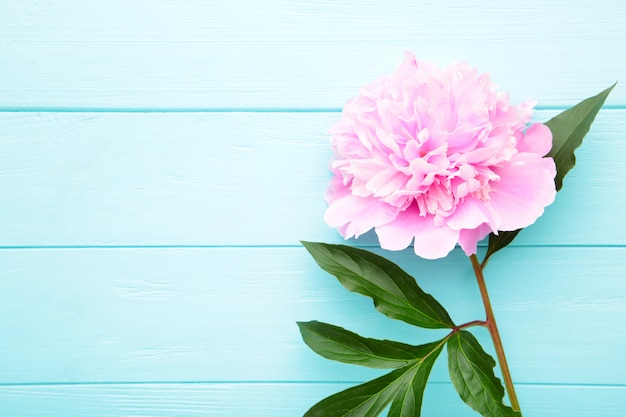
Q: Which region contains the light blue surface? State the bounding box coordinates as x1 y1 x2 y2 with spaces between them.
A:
1 1 625 416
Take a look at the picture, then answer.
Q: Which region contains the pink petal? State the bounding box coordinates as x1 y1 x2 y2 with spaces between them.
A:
350 158 388 181
374 212 418 251
366 167 408 197
444 196 500 232
458 223 492 256
446 121 486 153
375 205 460 259
488 155 556 231
325 175 352 205
411 218 460 260
325 195 400 238
517 123 552 156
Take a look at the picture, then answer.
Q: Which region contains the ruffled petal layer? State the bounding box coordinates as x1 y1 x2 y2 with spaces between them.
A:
324 52 557 259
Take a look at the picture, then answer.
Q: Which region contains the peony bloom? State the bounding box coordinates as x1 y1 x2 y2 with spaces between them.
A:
325 52 556 259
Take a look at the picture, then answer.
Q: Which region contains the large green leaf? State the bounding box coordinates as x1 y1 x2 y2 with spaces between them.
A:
303 342 444 417
483 84 615 264
298 320 443 369
447 331 520 417
301 241 455 329
546 83 615 191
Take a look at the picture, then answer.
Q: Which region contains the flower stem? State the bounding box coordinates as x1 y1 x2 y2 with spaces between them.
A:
469 254 522 414
455 319 487 331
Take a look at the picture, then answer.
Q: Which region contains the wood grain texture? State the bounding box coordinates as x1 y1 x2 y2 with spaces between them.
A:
1 1 625 414
2 110 625 247
1 247 624 385
0 382 624 417
1 0 624 109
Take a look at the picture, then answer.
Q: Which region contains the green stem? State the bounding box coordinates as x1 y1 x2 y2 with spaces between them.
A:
470 254 522 414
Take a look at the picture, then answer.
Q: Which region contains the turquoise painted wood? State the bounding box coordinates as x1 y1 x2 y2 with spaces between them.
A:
1 1 625 416
0 0 625 109
0 384 624 416
1 247 625 386
1 111 625 247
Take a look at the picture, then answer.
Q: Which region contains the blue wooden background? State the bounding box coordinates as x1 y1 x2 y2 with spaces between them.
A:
1 1 625 416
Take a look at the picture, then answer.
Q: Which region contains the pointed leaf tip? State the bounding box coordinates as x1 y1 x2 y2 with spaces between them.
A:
546 82 615 191
298 320 444 369
482 84 615 263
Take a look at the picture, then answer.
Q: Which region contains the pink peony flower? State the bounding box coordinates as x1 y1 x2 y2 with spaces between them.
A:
325 52 557 259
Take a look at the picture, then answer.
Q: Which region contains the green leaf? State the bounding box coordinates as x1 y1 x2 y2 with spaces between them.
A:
387 349 441 417
482 83 615 264
301 241 455 329
546 83 615 191
482 229 521 268
303 342 444 417
298 320 444 369
447 331 520 417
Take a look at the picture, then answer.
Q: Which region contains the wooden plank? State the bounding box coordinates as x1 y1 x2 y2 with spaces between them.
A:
1 110 625 247
0 247 624 385
0 382 624 417
1 0 624 108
